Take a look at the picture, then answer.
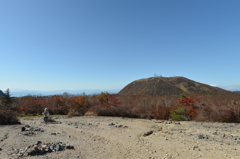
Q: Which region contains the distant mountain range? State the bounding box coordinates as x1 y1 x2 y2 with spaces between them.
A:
220 85 240 91
118 76 234 96
1 77 239 97
6 89 120 97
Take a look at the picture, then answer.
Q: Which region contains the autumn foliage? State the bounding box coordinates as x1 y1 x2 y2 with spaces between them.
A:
2 89 240 124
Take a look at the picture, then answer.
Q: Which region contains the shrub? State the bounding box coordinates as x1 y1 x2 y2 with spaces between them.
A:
0 109 20 125
152 106 170 120
170 105 188 121
67 96 91 117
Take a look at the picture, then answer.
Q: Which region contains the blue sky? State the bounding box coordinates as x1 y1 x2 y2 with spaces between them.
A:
1 0 240 92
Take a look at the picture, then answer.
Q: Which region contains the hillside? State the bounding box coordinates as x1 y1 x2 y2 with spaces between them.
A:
118 76 230 96
0 90 4 97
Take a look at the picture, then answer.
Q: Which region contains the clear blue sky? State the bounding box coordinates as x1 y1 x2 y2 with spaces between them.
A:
1 0 240 92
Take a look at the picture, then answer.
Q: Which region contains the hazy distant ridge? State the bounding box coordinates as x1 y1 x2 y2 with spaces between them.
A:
9 89 120 97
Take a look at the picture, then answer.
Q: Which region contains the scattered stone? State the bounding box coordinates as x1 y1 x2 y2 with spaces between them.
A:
142 130 154 137
20 125 44 134
165 121 172 124
25 127 31 131
235 141 240 144
21 127 26 131
66 145 74 149
192 146 198 150
25 125 30 128
108 123 115 126
9 141 73 157
197 134 204 139
36 141 42 145
21 132 35 136
34 128 41 131
213 131 218 135
0 148 2 151
118 125 123 128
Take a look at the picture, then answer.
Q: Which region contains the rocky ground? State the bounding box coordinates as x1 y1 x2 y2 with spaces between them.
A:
1 116 240 159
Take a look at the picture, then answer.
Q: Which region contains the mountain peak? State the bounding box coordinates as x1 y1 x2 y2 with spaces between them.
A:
118 76 230 96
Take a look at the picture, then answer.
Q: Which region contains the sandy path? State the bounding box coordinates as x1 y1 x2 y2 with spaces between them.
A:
1 116 240 159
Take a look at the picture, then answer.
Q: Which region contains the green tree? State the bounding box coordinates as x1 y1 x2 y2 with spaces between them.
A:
1 88 13 108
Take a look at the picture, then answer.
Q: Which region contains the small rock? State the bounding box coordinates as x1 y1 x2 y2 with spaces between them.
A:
25 128 31 131
36 141 42 145
142 130 153 137
213 131 218 135
118 125 123 128
50 145 54 151
197 134 204 139
21 127 26 131
165 121 172 124
34 128 41 131
55 144 61 151
66 145 74 149
26 148 37 155
235 141 240 144
192 146 198 150
50 133 56 135
108 123 115 126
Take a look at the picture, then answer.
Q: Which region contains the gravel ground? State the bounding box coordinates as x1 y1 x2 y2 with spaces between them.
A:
1 116 240 159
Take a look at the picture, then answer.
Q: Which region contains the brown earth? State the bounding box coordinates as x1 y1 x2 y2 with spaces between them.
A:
1 116 240 159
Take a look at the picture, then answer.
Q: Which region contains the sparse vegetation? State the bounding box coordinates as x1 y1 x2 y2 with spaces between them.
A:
4 91 239 123
1 77 240 124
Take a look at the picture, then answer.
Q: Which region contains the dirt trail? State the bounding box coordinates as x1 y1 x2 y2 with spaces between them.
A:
1 116 240 159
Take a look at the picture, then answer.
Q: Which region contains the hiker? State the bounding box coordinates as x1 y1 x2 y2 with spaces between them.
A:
42 108 50 123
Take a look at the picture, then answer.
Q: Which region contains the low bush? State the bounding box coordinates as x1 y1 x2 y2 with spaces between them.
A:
152 106 170 120
0 109 20 125
170 105 188 121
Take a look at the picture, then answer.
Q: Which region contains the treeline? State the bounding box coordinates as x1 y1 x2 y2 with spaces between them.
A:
1 89 240 124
